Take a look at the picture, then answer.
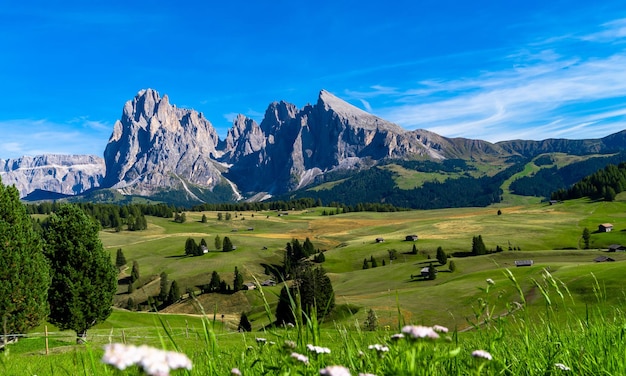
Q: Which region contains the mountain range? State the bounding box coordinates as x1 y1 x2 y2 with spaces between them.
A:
2 89 625 205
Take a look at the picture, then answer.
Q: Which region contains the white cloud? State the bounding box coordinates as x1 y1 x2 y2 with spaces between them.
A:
0 119 109 159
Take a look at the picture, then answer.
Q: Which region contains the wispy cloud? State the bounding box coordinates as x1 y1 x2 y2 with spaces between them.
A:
0 119 110 159
348 20 626 142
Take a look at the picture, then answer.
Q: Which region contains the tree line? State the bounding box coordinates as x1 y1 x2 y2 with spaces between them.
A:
551 162 626 201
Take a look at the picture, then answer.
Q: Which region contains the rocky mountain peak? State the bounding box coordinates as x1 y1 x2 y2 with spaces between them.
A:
102 89 226 199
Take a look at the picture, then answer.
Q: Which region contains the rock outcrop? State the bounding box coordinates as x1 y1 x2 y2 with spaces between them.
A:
102 89 229 199
0 154 104 198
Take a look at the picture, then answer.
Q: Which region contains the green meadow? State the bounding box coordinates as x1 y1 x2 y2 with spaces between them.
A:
5 194 626 374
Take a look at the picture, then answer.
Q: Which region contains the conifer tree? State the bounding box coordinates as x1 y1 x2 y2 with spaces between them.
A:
214 235 222 250
159 272 169 302
436 246 447 265
238 312 252 332
115 248 127 269
233 266 244 292
131 260 140 283
0 179 51 336
44 204 117 343
166 280 180 305
222 236 234 252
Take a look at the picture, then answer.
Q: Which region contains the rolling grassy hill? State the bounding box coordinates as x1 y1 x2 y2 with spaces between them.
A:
98 194 626 331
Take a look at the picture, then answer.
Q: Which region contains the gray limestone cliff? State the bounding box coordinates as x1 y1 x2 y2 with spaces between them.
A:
0 154 104 198
102 89 231 199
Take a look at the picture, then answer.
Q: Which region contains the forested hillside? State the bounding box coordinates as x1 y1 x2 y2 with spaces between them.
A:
511 152 626 198
552 161 626 201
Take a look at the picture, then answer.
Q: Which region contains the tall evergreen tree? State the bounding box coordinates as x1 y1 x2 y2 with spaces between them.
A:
233 266 244 292
115 248 127 269
222 236 234 252
0 179 51 336
472 235 488 255
238 312 252 332
185 238 198 256
436 246 447 265
275 286 295 326
214 235 222 251
166 280 180 305
582 228 591 249
209 271 221 292
44 204 117 343
130 261 140 283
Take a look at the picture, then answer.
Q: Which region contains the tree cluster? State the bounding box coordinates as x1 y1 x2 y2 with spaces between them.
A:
552 162 626 202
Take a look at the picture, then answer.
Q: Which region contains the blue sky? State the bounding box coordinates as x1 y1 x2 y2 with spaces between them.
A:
2 1 626 159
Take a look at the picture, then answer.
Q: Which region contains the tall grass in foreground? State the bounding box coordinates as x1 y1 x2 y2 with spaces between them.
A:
4 268 626 375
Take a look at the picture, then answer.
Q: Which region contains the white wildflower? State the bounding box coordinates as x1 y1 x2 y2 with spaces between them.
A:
307 344 331 354
401 325 439 339
486 278 495 285
555 363 571 371
320 365 351 376
231 368 242 375
255 337 267 344
291 352 310 364
367 344 389 352
102 344 192 376
432 325 449 333
472 349 493 361
390 333 404 341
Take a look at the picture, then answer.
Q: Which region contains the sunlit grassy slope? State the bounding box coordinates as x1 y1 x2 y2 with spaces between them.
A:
96 194 626 330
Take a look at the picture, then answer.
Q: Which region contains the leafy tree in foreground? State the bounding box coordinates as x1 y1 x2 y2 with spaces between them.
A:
44 204 117 343
0 179 51 336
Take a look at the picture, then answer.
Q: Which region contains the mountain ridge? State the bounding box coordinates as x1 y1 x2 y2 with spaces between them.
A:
5 88 626 202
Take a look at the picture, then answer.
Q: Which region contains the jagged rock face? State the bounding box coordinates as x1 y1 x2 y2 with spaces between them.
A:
102 89 226 197
226 90 448 193
0 155 104 198
222 115 266 162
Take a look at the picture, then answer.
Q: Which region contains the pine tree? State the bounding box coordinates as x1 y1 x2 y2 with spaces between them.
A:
449 260 456 272
0 179 51 336
436 246 447 265
582 227 591 249
44 204 117 343
185 238 198 256
222 236 234 252
363 258 369 269
214 235 222 250
166 280 180 305
201 214 208 223
131 260 140 283
275 286 295 326
371 255 378 268
238 312 252 332
428 264 437 280
209 271 221 292
233 266 244 292
411 244 418 255
159 272 169 302
115 248 127 269
363 308 378 331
